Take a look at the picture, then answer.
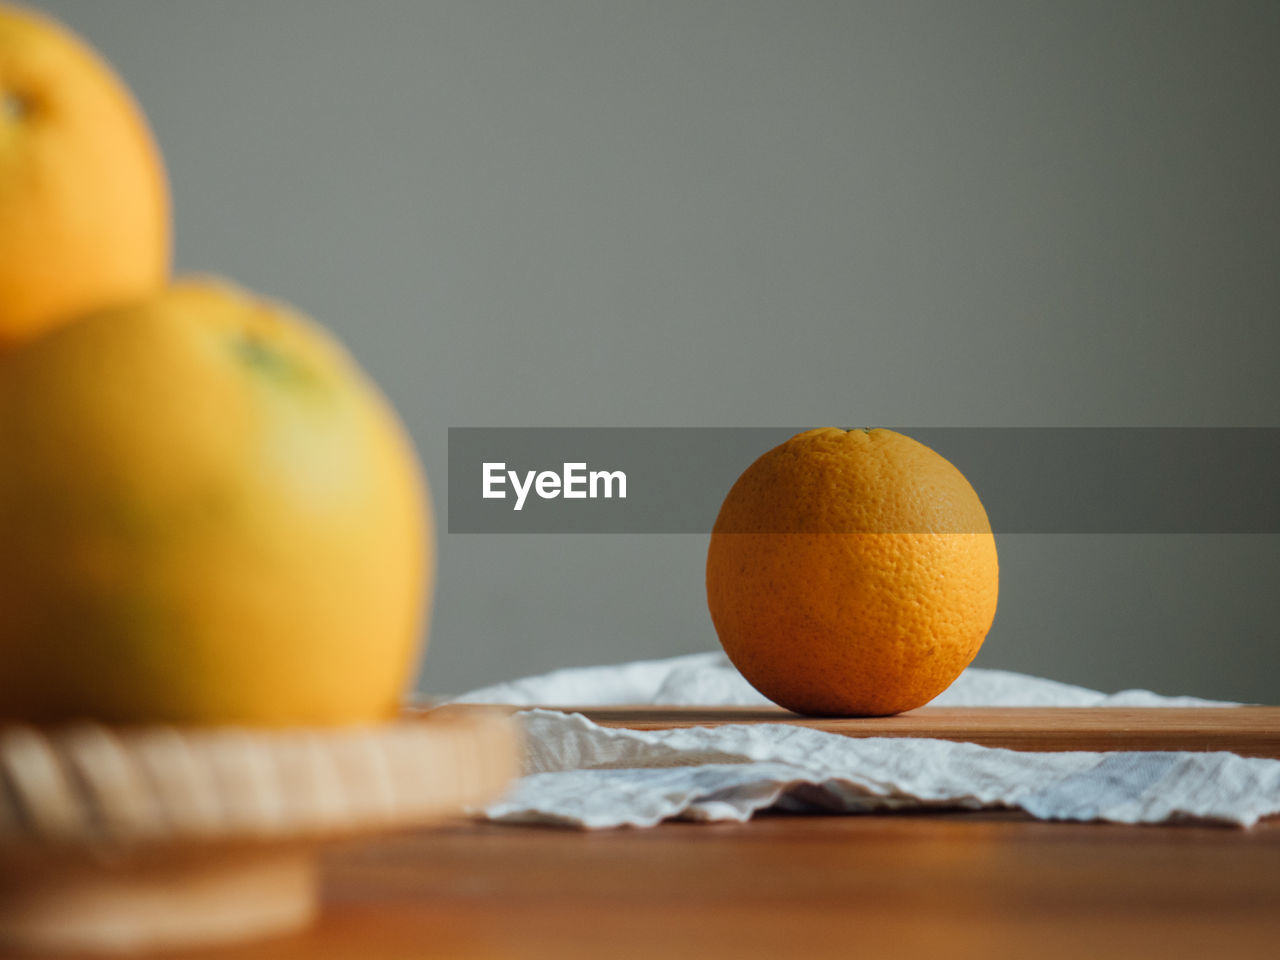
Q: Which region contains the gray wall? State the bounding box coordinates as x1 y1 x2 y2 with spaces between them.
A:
38 1 1279 701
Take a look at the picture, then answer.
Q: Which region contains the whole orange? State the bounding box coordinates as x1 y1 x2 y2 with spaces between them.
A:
0 279 431 725
0 4 170 348
706 428 998 716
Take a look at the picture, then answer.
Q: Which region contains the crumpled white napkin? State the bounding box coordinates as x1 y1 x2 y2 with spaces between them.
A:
454 653 1279 829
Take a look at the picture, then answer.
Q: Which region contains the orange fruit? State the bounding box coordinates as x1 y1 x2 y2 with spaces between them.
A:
0 278 431 725
706 428 998 716
0 3 170 348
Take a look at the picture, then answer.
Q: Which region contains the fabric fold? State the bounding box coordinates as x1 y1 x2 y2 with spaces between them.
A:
454 654 1269 829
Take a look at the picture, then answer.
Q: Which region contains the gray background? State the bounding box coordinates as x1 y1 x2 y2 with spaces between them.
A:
38 1 1279 701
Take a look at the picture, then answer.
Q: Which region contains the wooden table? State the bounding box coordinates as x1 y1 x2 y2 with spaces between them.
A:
9 810 1262 960
5 707 1278 958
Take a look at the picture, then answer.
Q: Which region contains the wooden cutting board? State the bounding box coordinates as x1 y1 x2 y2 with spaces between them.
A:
446 705 1280 759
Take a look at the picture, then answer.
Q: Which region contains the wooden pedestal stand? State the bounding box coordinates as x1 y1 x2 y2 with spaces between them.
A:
0 710 519 954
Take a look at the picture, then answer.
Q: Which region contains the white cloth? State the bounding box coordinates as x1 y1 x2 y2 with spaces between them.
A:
455 653 1277 829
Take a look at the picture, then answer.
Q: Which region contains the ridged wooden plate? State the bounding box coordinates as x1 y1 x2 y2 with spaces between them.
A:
0 710 519 954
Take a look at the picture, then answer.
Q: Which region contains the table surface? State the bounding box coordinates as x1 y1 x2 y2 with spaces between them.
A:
70 810 1278 960
8 707 1279 958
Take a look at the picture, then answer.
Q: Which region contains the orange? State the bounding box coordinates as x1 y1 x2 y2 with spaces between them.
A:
0 278 431 725
706 428 998 716
0 3 169 348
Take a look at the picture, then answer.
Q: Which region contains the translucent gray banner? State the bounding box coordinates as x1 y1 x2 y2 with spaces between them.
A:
447 428 1280 534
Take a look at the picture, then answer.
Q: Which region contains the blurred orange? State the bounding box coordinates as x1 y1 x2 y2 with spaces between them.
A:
0 279 432 725
0 3 169 348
